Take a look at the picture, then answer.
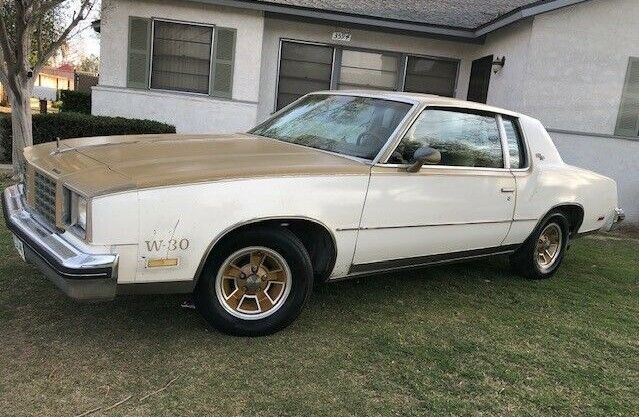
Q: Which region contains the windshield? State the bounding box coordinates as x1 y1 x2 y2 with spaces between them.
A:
250 94 413 160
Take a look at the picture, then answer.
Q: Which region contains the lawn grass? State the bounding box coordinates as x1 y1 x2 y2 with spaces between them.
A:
0 187 637 416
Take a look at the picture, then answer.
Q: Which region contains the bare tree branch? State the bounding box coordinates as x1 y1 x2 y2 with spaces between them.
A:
32 0 96 76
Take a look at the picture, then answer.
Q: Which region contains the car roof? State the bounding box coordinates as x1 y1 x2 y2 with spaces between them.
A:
309 90 524 118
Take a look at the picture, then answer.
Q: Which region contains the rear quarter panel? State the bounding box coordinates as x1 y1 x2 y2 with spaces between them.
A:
505 117 618 245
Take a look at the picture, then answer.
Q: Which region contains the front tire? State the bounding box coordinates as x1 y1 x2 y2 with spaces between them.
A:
510 212 570 280
195 226 313 336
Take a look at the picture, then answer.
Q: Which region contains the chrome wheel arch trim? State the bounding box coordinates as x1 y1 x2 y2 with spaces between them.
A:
528 202 584 240
193 216 339 285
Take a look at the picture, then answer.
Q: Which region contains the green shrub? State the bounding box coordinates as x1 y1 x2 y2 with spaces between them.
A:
59 90 92 114
0 112 176 161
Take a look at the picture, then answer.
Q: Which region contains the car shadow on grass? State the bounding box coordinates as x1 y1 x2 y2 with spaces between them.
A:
3 253 522 341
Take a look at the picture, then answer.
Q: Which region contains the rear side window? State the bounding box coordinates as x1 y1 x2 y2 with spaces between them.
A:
502 117 527 169
389 109 504 168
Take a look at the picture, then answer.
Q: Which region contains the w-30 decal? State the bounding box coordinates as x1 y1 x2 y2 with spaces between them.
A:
145 238 190 252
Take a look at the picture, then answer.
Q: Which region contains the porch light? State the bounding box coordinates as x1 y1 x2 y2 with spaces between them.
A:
492 56 506 73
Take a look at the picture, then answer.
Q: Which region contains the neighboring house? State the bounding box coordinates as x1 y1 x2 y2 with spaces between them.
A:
0 64 75 106
36 63 75 91
93 0 639 226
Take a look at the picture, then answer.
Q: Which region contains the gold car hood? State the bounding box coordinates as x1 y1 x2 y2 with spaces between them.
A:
24 133 369 197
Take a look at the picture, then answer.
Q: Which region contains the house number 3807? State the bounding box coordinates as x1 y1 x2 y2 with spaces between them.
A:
145 239 190 252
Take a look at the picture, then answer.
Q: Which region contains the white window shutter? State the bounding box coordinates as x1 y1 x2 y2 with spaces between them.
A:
615 57 639 137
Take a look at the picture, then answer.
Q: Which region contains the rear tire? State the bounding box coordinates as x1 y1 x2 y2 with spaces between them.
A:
195 226 313 336
510 212 569 280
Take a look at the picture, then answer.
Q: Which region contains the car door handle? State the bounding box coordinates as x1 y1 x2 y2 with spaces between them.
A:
501 187 515 193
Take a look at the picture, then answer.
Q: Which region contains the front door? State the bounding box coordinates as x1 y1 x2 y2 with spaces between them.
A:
467 55 493 104
352 107 516 271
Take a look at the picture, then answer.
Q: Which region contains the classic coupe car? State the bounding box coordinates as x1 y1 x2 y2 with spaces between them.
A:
4 92 624 336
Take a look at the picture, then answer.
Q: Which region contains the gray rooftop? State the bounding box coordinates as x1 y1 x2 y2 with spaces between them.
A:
259 0 545 29
192 0 588 39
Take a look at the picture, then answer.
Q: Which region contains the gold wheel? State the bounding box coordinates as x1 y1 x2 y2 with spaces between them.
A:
535 223 563 272
215 246 292 320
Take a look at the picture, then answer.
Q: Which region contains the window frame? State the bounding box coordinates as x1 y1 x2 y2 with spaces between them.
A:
275 39 336 111
148 18 218 96
274 38 460 112
380 105 519 171
401 53 460 97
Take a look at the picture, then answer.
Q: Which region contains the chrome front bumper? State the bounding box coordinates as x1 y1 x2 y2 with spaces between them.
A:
2 184 118 301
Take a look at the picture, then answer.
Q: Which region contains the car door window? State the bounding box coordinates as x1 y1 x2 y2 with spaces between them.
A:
389 108 504 168
502 117 527 169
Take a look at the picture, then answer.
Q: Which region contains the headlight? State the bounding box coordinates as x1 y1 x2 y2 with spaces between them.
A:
65 188 88 234
75 195 88 230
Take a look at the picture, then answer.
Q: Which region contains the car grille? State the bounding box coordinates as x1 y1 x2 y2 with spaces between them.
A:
33 171 57 225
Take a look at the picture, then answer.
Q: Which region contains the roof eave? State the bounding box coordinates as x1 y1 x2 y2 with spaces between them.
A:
191 0 477 40
187 0 592 40
475 0 590 36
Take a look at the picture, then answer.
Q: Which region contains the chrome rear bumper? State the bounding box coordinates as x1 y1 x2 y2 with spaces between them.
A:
614 208 625 223
3 184 118 301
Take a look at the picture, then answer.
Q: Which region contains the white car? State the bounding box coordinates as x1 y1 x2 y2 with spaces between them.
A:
3 91 624 336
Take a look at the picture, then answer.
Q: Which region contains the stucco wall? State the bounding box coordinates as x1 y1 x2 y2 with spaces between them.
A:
522 0 639 134
256 17 477 121
94 0 264 132
473 20 534 114
92 86 259 133
482 0 639 135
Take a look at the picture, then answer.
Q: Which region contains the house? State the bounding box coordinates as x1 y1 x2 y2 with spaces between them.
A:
0 64 75 106
36 63 75 91
93 0 639 227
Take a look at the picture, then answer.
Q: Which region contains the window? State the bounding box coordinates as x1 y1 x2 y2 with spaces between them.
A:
389 109 504 168
338 50 398 91
127 18 236 97
151 21 213 94
404 56 458 97
502 117 526 168
274 40 459 111
615 57 639 137
277 41 333 110
251 94 412 160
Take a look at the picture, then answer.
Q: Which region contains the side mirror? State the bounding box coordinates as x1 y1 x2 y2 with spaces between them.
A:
406 146 441 173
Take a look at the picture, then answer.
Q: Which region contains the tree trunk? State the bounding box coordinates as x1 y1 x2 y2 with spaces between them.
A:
9 85 33 180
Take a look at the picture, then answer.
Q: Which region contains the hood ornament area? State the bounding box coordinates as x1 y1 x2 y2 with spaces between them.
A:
50 137 62 155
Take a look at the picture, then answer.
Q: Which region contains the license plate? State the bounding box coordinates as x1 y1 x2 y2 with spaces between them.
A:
12 234 25 261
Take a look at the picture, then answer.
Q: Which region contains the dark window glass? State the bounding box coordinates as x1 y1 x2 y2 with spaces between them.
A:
251 94 412 160
389 109 504 168
503 117 526 168
151 21 213 94
276 42 334 110
403 56 458 97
